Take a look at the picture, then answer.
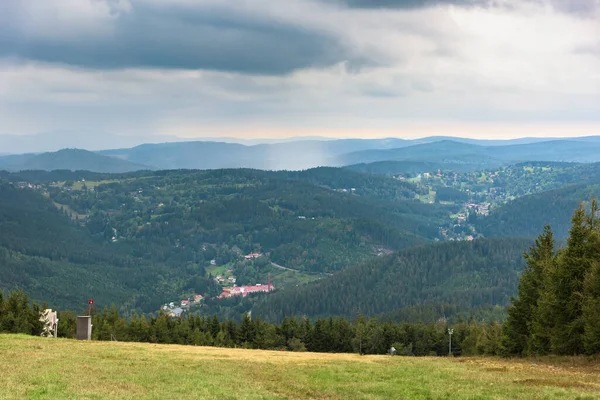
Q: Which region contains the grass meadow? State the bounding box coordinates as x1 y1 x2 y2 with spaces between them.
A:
1 334 599 399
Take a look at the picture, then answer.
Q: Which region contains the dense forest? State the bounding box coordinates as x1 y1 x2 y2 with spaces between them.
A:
0 182 197 312
24 168 451 274
4 200 600 357
0 168 451 313
346 160 488 174
251 238 529 322
475 185 600 238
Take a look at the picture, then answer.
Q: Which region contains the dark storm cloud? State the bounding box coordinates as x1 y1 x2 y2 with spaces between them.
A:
0 1 348 75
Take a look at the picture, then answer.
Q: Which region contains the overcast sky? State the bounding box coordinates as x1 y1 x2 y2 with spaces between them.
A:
1 0 599 141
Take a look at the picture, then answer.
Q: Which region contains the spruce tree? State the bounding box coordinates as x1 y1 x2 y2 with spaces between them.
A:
583 261 600 354
501 226 554 355
545 201 598 354
581 204 600 354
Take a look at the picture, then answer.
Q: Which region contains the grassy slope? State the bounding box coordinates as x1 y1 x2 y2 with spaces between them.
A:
2 335 600 399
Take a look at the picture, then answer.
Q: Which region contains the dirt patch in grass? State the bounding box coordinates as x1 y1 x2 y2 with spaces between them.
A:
485 367 508 372
515 379 598 391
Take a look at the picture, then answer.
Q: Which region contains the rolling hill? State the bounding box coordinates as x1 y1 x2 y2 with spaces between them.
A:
334 139 600 168
99 138 413 170
101 137 600 171
0 182 177 311
333 140 490 166
345 160 490 174
0 149 149 173
475 184 600 238
0 167 455 311
38 168 450 273
253 238 531 323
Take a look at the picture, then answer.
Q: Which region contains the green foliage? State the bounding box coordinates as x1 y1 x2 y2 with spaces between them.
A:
0 182 200 312
435 187 469 203
502 200 600 356
0 290 44 336
0 166 445 312
501 226 554 356
477 184 600 238
583 261 600 354
346 160 486 174
1 287 509 357
252 238 530 322
8 168 446 276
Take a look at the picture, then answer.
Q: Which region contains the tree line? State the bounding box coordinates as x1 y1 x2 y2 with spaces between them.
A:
0 290 503 356
501 199 600 355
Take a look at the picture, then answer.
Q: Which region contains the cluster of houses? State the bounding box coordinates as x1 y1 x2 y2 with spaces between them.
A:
452 203 491 226
15 182 43 190
218 283 275 299
466 202 490 216
244 253 262 260
439 227 476 242
162 294 204 318
297 216 316 220
335 188 357 193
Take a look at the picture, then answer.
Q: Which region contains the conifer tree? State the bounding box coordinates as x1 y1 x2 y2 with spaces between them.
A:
501 226 554 355
583 261 600 354
549 203 594 354
238 313 256 347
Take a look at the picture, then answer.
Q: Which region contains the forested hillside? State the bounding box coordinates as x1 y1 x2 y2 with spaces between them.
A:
335 140 600 167
0 149 149 173
346 160 488 174
252 238 530 322
41 168 451 273
0 167 457 312
476 185 600 238
0 183 188 312
334 141 497 167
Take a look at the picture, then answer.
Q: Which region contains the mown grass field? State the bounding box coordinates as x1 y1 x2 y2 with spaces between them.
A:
1 334 599 400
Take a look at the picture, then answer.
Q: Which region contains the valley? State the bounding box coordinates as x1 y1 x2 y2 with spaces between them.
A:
3 150 600 322
3 3 600 398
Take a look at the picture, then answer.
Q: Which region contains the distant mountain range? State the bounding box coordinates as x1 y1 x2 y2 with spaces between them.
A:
3 135 600 173
99 138 411 170
0 149 149 173
333 139 600 166
1 131 575 155
0 132 187 154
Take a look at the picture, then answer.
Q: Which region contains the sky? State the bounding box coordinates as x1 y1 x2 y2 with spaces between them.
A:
1 0 600 145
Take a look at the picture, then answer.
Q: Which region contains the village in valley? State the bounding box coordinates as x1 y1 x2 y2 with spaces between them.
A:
161 252 276 318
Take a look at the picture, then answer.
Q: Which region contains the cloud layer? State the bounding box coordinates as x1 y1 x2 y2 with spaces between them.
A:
0 0 599 142
0 0 351 74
